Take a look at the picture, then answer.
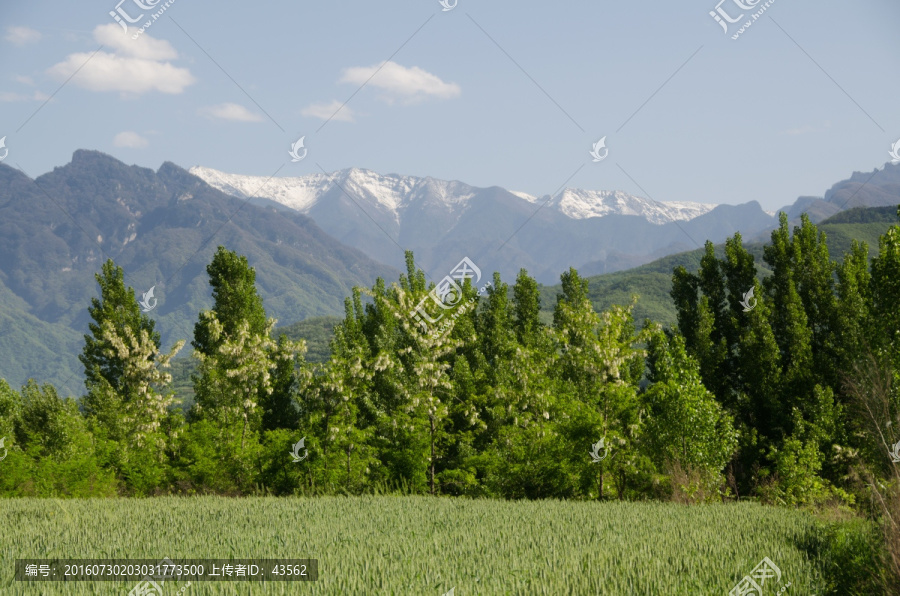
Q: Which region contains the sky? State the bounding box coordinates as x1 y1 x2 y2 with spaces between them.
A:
1 0 900 212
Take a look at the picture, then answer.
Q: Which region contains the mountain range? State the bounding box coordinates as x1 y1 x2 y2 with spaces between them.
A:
190 166 776 283
192 162 900 283
1 150 898 395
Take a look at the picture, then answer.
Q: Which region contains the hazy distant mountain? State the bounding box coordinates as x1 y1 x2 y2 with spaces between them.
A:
543 205 899 330
190 166 774 283
778 161 900 223
0 150 397 395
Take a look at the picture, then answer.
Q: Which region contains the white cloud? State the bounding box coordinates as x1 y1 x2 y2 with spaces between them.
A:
5 26 41 46
301 100 355 122
14 75 35 85
199 103 263 122
785 125 816 136
47 52 195 94
0 90 50 102
113 131 149 148
784 121 831 136
46 25 194 95
339 61 460 104
93 23 178 61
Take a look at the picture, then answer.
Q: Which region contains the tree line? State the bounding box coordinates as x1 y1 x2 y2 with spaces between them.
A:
0 211 898 514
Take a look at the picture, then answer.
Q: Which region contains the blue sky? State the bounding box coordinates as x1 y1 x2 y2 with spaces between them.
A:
1 0 899 211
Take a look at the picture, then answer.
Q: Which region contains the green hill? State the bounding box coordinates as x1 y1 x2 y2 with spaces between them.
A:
538 207 897 327
275 316 342 364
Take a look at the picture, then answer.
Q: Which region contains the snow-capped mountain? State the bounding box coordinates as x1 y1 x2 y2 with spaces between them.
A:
189 166 775 283
189 166 715 226
550 189 715 224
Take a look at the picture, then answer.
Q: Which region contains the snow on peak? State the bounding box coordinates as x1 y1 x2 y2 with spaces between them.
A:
554 188 716 224
189 165 329 212
509 190 538 203
189 166 478 219
188 166 718 226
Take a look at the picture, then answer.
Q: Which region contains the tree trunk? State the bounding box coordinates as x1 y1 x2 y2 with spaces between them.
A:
430 416 435 496
323 409 329 471
346 443 352 489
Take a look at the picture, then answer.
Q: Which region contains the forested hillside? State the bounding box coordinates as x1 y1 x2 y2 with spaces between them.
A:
0 152 398 394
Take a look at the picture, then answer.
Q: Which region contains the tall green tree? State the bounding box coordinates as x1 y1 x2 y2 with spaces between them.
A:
553 268 645 499
93 321 184 451
191 246 281 427
303 296 376 494
471 271 563 499
870 207 900 370
88 321 184 493
512 268 542 347
674 235 758 407
763 214 836 383
80 259 159 434
192 246 267 357
193 313 299 450
835 240 871 371
643 326 737 500
765 213 839 388
260 334 308 432
387 267 462 495
731 282 782 495
0 379 21 446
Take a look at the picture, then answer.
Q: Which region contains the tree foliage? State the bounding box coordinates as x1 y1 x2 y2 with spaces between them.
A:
3 207 899 523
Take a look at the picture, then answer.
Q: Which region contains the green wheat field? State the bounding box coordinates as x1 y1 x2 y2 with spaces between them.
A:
1 496 827 595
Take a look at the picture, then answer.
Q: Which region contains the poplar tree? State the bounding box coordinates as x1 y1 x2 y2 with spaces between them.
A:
553 268 644 499
870 207 900 371
643 326 737 500
192 246 267 358
80 259 160 435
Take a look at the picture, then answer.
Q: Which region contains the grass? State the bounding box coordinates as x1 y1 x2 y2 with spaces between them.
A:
0 496 876 595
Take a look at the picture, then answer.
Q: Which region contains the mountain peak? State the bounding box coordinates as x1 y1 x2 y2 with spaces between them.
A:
70 149 127 169
189 166 717 226
552 188 717 224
